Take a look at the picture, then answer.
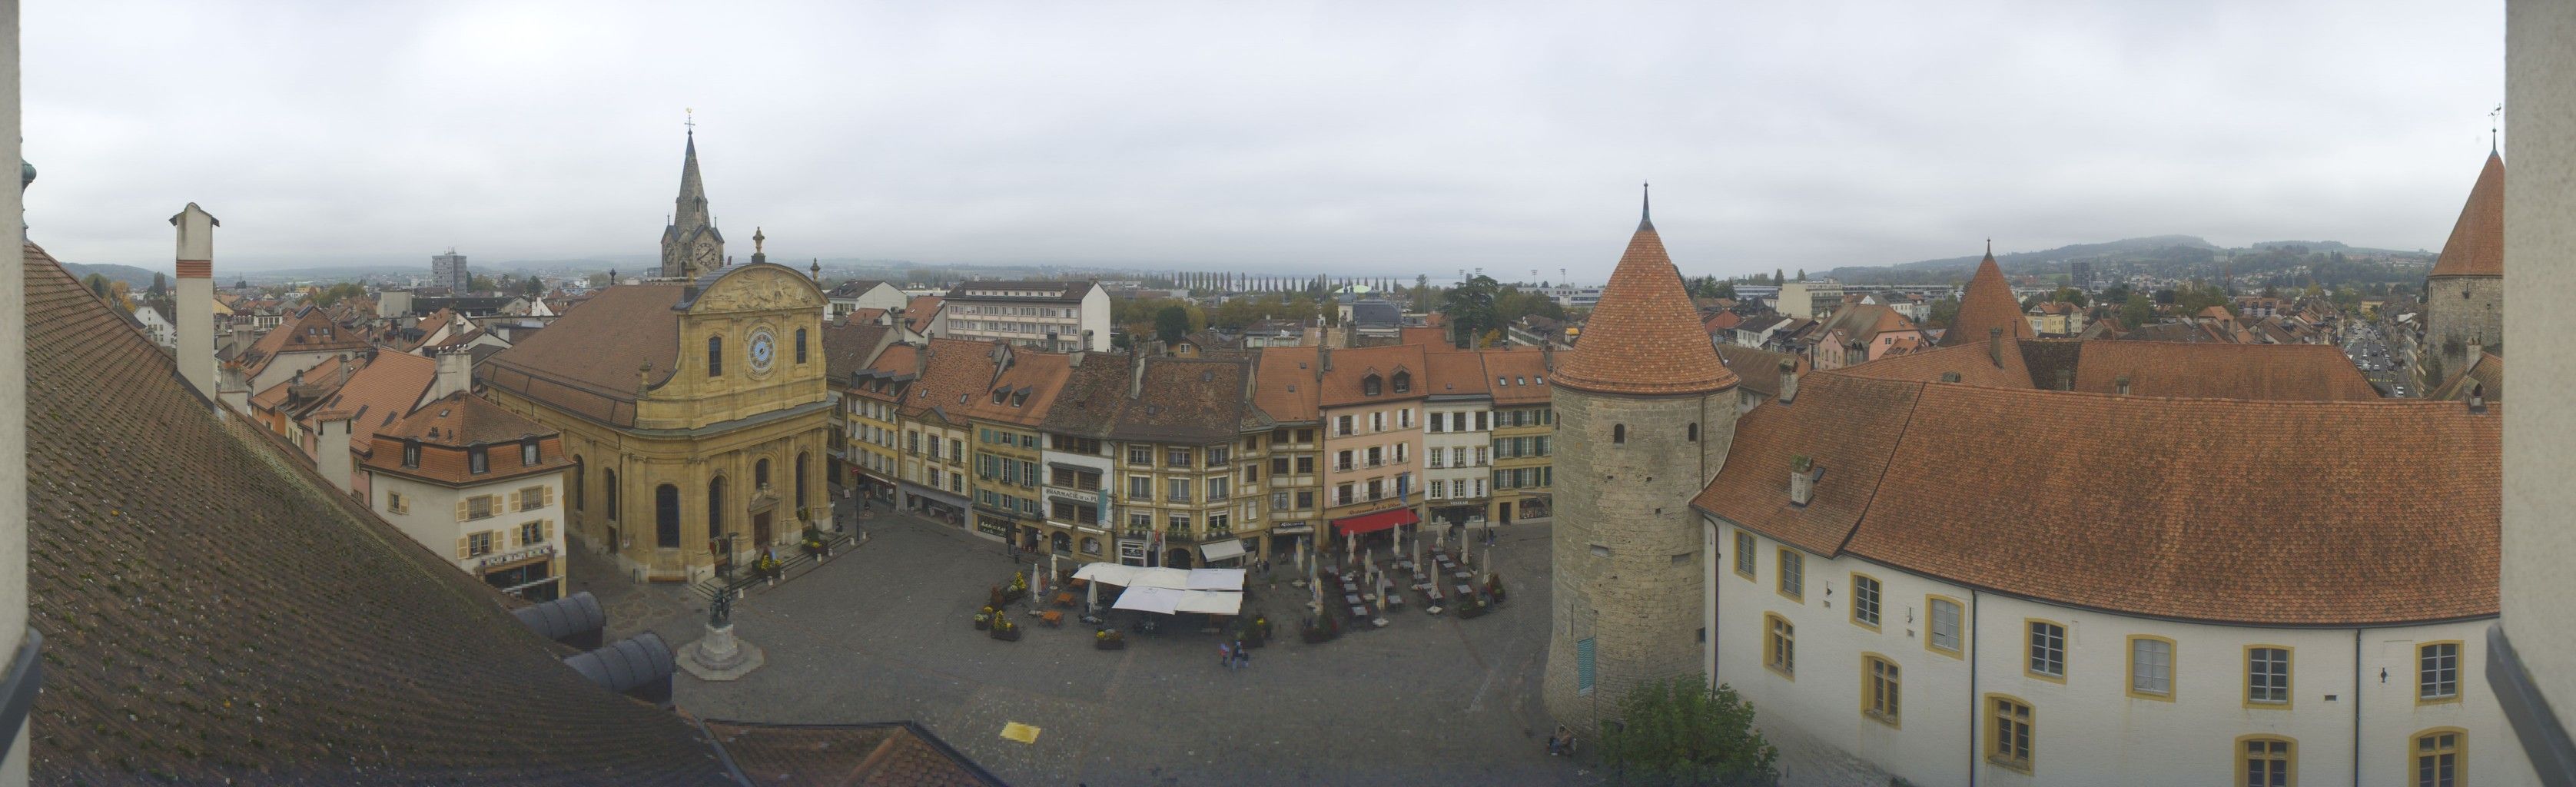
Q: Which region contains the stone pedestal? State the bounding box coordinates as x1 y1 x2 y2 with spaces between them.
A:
679 622 765 681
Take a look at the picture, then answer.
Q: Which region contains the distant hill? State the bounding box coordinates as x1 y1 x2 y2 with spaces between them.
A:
1824 234 2432 287
60 262 165 289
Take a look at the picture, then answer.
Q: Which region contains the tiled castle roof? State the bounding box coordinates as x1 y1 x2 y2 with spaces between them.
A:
1554 205 1735 396
22 242 737 783
2429 151 2505 278
1938 248 2034 347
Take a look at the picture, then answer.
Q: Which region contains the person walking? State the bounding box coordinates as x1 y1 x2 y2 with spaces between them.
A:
1233 639 1250 669
1218 641 1233 669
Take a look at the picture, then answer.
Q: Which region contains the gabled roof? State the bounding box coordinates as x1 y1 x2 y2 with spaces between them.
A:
1695 374 2498 626
1830 337 2033 390
825 279 892 298
305 350 438 449
235 307 369 377
1481 347 1555 406
2063 340 2378 400
1421 350 1492 397
22 242 737 783
1114 357 1257 443
478 284 685 427
904 296 944 333
2431 351 2505 402
1251 345 1322 422
1555 205 1734 396
821 319 893 383
1940 247 2035 347
1316 344 1428 406
2429 151 2505 277
361 390 570 486
1715 344 1806 400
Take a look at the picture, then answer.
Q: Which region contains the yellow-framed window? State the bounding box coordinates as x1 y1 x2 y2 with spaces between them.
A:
2417 642 2461 704
1776 548 1804 601
2126 635 2176 701
1985 693 2033 772
1851 573 1884 629
1862 653 1899 727
1764 613 1795 679
2246 645 2292 709
1925 595 1964 658
2237 735 2293 787
2025 619 2066 682
2411 727 2464 787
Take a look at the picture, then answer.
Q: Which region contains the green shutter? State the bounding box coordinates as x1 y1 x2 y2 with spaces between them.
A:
1576 637 1596 695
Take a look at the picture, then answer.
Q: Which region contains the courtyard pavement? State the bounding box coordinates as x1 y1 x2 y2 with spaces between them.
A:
580 503 1602 786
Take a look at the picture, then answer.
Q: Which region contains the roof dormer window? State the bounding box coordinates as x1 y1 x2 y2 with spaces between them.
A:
1392 371 1412 394
1362 374 1383 397
401 440 420 469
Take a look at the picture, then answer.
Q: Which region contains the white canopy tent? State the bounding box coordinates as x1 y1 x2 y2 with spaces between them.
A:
1083 563 1247 618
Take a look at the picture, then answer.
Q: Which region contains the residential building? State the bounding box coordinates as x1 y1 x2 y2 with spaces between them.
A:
825 279 905 320
958 344 1071 546
888 338 987 531
131 303 175 347
1422 349 1494 529
1316 344 1429 547
1037 352 1123 563
359 390 571 601
1808 304 1924 370
844 343 917 506
1253 346 1326 559
1484 346 1556 525
431 248 469 292
225 306 370 394
1101 356 1268 568
1778 279 1844 319
937 280 1110 351
819 317 897 483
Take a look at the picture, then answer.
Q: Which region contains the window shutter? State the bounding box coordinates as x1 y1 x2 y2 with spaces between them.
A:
455 499 470 522
456 536 470 560
508 490 522 511
543 486 556 507
544 520 555 543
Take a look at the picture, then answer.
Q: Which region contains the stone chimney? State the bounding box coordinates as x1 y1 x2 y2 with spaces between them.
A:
314 413 355 493
1987 327 2004 367
171 203 219 400
1319 344 1333 372
429 346 473 401
1788 456 1815 506
1128 350 1149 399
1776 359 1799 404
2116 375 2132 395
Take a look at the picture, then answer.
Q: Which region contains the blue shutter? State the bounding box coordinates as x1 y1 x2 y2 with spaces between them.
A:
1576 637 1597 695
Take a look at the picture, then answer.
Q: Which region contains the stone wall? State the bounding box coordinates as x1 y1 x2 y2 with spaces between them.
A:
2425 274 2503 380
1543 385 1736 728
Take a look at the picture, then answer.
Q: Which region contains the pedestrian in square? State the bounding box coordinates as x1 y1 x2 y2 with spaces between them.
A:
1233 639 1249 669
1218 641 1233 669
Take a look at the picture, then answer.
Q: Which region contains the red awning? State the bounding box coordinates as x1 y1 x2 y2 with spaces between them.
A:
1331 507 1419 535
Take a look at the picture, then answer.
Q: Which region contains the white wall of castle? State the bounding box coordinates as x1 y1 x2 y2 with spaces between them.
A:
1711 520 2531 787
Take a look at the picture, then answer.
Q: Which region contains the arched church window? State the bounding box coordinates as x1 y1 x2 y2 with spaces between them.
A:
708 336 724 376
1613 423 1626 444
796 329 808 364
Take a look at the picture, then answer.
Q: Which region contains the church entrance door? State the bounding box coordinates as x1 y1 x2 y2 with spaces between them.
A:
753 512 772 550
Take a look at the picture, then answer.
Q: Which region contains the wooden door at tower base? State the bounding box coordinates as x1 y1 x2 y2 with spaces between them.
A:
753 512 772 547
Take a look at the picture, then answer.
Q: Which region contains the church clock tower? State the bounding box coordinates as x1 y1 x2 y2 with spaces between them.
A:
659 121 725 279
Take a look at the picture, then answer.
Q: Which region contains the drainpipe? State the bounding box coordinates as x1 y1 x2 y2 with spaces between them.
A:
2354 628 2362 787
1969 589 1980 787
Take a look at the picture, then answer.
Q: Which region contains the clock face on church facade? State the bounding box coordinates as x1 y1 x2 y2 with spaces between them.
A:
748 328 777 374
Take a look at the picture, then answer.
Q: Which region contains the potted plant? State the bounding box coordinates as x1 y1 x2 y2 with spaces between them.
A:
989 616 1022 642
802 528 830 558
1300 613 1340 644
1486 573 1506 605
974 606 994 630
752 550 784 582
988 585 1007 610
1094 629 1127 650
1002 572 1030 603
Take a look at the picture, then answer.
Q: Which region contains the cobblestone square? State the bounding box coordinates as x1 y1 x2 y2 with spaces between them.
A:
578 507 1599 786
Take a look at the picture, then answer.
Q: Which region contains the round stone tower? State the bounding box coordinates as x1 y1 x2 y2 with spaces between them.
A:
2424 151 2504 384
1543 192 1739 729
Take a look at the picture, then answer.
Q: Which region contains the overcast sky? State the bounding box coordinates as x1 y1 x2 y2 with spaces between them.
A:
25 1 2502 280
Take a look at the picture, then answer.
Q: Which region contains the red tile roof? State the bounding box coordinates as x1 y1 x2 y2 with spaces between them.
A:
2430 151 2505 277
1555 217 1735 396
2066 340 2378 401
1318 344 1428 407
360 390 570 486
304 350 437 450
1940 249 2034 347
22 243 735 783
1252 346 1322 422
478 284 685 427
1479 347 1554 406
1695 376 2498 626
1831 337 2033 390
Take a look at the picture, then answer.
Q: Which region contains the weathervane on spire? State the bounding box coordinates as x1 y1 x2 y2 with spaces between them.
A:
1638 181 1653 231
2491 103 2503 152
685 108 695 135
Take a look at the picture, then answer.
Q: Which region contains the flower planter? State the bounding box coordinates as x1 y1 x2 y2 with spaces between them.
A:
1095 638 1127 650
974 616 991 631
990 626 1022 642
1002 589 1028 604
1458 603 1489 619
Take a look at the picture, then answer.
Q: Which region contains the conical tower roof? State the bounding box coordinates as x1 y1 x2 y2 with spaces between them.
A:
1555 194 1737 396
2430 151 2504 278
1939 244 2035 347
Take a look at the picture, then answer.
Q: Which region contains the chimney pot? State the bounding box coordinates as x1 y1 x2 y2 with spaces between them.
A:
1777 359 1799 404
1987 327 2004 367
2469 384 2488 414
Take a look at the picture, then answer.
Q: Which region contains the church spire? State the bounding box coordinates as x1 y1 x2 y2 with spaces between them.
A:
1638 181 1653 231
659 115 725 278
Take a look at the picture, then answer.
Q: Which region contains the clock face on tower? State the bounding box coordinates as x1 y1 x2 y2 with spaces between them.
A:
695 241 721 271
748 328 777 374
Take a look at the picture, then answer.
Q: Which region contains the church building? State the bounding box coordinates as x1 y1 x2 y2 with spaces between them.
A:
479 128 834 583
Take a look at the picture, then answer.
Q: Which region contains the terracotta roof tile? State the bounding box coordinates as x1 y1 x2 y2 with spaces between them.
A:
2431 351 2505 402
1555 221 1735 395
1696 375 2498 626
700 720 1005 787
1479 347 1555 405
304 350 437 449
2065 340 2378 400
479 284 684 427
1316 344 1428 406
822 320 893 383
1114 356 1257 443
1252 346 1322 422
22 243 733 783
1422 350 1492 397
1829 338 2034 390
2430 151 2505 277
1715 344 1806 399
1940 250 2034 347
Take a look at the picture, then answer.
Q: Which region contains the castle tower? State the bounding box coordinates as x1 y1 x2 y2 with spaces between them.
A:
2424 151 2504 384
1939 241 2033 347
659 123 725 278
1544 189 1740 728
